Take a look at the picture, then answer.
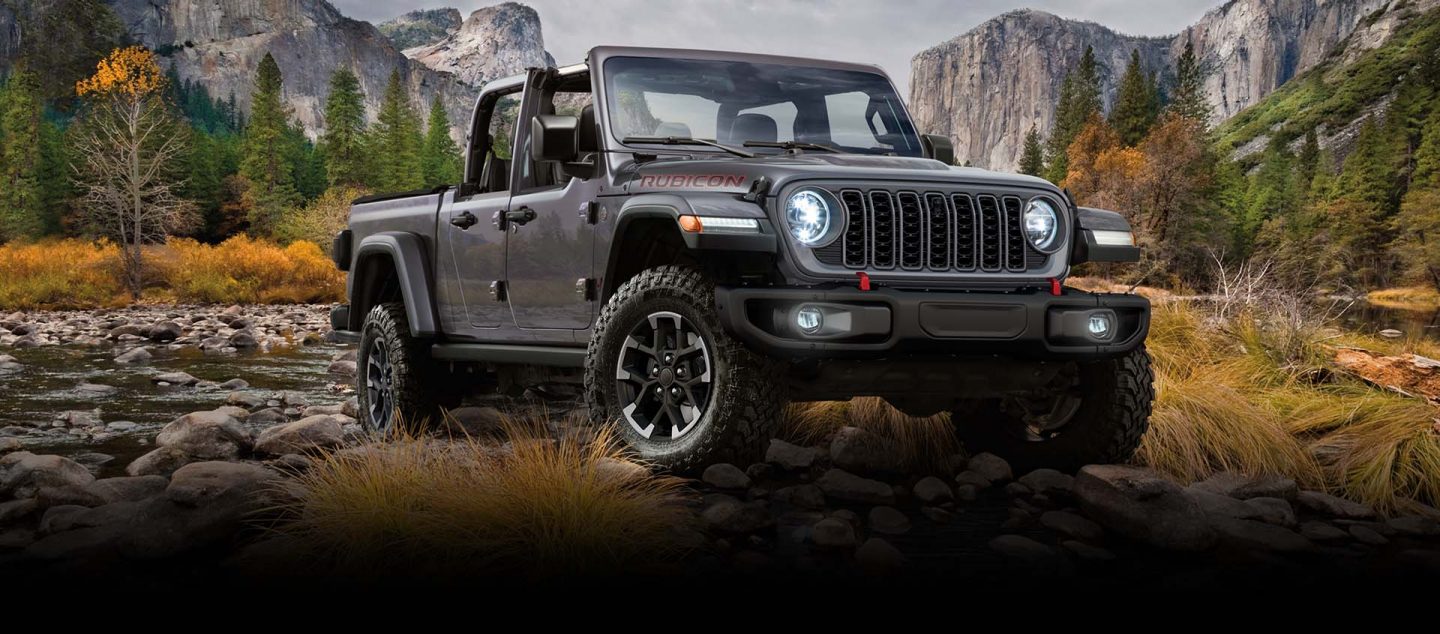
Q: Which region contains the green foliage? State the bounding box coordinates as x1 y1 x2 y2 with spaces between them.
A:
1018 124 1044 177
6 0 125 102
320 69 369 188
0 68 43 239
371 70 424 193
1045 46 1101 182
1109 49 1160 145
240 53 300 235
421 95 461 188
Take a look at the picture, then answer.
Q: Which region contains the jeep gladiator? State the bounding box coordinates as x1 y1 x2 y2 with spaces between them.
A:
330 47 1153 472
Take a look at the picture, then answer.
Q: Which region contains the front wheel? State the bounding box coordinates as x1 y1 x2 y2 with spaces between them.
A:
356 302 444 435
951 346 1154 473
585 266 783 472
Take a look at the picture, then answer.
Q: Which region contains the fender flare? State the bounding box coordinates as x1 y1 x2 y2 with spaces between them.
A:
349 232 439 337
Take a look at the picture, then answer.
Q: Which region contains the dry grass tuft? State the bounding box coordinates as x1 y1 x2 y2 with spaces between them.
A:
278 417 696 578
784 397 958 472
1367 286 1440 312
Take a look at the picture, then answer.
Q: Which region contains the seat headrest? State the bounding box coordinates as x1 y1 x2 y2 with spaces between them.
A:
653 121 692 138
730 113 778 145
577 103 598 154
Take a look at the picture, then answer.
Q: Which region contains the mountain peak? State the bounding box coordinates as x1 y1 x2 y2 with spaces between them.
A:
406 2 547 86
378 8 463 51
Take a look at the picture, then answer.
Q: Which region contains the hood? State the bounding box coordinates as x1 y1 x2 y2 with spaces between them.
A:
622 152 1057 196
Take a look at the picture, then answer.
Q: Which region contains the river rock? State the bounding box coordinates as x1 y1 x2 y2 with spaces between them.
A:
218 378 249 390
0 438 22 454
1192 471 1299 501
301 403 347 417
38 505 90 535
84 476 169 504
228 330 258 348
1212 517 1314 553
966 453 1013 483
815 468 896 505
76 382 117 396
104 421 139 433
855 537 905 572
1019 468 1074 496
34 484 106 508
0 452 96 499
124 446 191 477
165 461 283 507
246 408 290 426
1243 497 1297 527
989 534 1056 563
766 439 818 470
912 476 953 504
1187 487 1263 520
811 517 858 548
702 496 772 534
702 463 751 490
147 321 183 342
327 359 357 376
253 415 347 456
772 484 825 509
155 410 252 460
830 426 903 474
113 347 152 364
868 505 912 534
955 470 993 489
0 499 38 524
1040 510 1105 542
1073 464 1216 552
1387 515 1440 537
1296 491 1376 519
443 406 506 435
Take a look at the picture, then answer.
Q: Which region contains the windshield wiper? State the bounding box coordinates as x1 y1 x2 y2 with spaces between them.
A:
622 136 755 158
743 140 844 154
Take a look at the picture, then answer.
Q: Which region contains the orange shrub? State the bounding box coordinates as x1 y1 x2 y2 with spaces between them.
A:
155 235 345 304
0 240 128 309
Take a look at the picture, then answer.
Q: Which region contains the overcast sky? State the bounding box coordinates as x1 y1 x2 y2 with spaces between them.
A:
331 0 1221 91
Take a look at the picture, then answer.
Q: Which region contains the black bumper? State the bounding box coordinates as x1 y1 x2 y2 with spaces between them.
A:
714 286 1149 360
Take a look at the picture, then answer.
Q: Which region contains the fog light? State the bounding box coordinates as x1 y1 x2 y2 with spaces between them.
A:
1088 313 1113 340
796 305 824 334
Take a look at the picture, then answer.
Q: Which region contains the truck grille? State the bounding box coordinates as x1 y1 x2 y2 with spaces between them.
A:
820 188 1046 273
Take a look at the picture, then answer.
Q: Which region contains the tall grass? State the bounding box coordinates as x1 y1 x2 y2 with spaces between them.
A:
0 236 344 309
278 419 696 578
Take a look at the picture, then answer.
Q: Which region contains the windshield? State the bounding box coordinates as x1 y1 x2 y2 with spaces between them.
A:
603 56 923 157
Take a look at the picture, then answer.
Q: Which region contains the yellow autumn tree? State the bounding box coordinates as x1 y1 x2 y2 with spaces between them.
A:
71 46 196 298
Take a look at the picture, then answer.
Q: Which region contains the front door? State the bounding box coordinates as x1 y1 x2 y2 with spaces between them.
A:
504 76 597 331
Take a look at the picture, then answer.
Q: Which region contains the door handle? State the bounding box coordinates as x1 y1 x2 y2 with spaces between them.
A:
505 207 538 226
449 211 478 229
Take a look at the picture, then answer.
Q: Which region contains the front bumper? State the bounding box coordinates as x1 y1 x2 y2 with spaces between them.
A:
714 285 1149 360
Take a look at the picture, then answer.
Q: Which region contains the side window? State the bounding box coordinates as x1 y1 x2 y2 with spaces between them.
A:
516 88 592 194
473 91 521 194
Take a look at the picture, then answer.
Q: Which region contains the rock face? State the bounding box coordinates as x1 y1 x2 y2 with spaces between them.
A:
377 8 462 51
103 0 481 142
910 0 1395 170
403 3 550 87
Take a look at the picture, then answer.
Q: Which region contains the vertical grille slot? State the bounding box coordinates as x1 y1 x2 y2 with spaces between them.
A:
869 191 896 269
1003 196 1026 271
896 192 924 270
839 190 868 269
952 194 976 271
924 193 951 270
977 195 1002 271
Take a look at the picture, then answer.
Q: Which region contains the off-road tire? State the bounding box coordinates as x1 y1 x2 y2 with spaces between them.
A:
585 266 783 472
357 302 445 435
952 346 1153 473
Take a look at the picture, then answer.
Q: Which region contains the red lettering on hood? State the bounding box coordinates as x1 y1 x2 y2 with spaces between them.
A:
635 174 747 189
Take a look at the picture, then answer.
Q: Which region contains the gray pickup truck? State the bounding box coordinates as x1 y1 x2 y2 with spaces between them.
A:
330 46 1152 472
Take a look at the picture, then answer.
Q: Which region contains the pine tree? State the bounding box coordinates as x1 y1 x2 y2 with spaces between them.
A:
36 119 71 234
0 68 44 239
184 130 224 236
1109 50 1158 146
1394 105 1440 290
1169 41 1210 125
1018 124 1044 176
1331 118 1401 286
1296 129 1321 196
1046 46 1102 182
320 69 369 188
421 94 462 187
240 53 299 235
372 70 424 193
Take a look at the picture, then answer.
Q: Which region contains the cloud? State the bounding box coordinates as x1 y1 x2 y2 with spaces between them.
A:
332 0 1220 90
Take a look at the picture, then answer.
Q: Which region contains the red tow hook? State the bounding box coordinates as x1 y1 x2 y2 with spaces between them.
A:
1049 278 1062 296
857 271 872 291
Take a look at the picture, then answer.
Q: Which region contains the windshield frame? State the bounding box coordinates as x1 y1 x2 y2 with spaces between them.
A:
596 50 922 158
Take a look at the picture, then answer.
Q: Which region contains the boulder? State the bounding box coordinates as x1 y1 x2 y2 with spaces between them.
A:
253 415 345 455
966 453 1013 483
1019 468 1075 496
1040 510 1105 542
772 484 825 509
0 452 96 499
327 360 358 376
228 330 258 348
1192 472 1299 501
815 468 895 505
84 476 169 504
147 321 183 342
1243 497 1297 527
152 371 200 386
701 463 751 490
765 439 818 470
867 505 912 534
811 517 858 548
1072 465 1216 552
217 378 250 390
443 406 506 435
154 411 252 460
1349 525 1388 546
1187 487 1263 521
829 426 903 474
854 537 905 573
1211 517 1314 553
34 484 106 508
113 347 153 364
1296 491 1376 519
912 476 953 504
0 437 22 454
955 470 993 489
246 408 290 426
701 496 772 534
165 461 284 507
0 499 38 524
124 446 193 477
38 505 89 535
225 391 267 410
1387 515 1440 537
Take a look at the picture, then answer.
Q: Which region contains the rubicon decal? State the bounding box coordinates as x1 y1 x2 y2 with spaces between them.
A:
635 174 748 189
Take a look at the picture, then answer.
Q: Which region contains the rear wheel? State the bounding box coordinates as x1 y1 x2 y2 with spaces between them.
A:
585 266 783 472
356 302 445 435
951 346 1153 473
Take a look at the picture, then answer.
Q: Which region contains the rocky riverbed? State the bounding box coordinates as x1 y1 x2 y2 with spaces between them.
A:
1 305 1438 586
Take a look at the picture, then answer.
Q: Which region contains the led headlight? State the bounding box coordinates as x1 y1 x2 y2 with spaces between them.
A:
1024 198 1061 253
785 188 841 247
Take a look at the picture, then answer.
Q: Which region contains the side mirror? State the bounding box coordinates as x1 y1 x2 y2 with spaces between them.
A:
530 114 578 163
922 134 954 166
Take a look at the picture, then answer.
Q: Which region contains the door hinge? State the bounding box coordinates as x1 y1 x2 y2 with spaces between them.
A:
490 280 507 302
581 201 601 225
575 277 595 301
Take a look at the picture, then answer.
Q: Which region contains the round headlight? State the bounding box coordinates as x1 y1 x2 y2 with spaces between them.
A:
1024 198 1061 253
785 188 838 247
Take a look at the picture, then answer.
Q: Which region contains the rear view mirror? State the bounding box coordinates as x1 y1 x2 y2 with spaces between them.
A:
922 134 955 166
530 114 578 163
